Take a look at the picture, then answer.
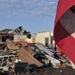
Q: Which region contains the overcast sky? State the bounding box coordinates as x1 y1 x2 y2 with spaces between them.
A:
0 0 58 34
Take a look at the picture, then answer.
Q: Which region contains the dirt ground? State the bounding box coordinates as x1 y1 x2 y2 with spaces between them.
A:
1 67 75 75
14 67 75 75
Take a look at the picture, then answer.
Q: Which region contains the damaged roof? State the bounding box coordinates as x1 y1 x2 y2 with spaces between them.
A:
16 48 43 67
0 28 13 33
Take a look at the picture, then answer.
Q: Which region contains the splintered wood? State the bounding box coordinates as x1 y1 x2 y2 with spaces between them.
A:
7 45 19 50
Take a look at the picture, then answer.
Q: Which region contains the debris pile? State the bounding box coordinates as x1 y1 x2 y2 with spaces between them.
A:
0 27 74 75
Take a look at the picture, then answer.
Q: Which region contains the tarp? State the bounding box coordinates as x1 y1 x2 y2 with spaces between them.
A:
54 0 75 64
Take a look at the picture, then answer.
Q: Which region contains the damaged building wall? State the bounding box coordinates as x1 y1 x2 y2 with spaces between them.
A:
35 32 52 46
26 38 33 43
14 35 27 42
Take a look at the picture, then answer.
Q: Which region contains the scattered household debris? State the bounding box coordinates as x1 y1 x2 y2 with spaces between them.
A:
35 43 54 56
0 27 74 74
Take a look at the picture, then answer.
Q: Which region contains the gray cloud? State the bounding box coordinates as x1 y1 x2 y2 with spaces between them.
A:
0 0 58 18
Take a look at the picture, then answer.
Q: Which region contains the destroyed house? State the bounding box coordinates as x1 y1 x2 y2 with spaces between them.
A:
0 29 14 42
0 27 31 44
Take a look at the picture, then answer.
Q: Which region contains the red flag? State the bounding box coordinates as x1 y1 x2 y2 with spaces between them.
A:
54 0 75 64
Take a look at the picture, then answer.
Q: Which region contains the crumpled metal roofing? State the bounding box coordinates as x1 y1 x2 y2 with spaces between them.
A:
35 44 54 56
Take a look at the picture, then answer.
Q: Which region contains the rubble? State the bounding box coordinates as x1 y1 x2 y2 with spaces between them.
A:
35 43 54 56
16 48 43 67
0 27 74 74
45 55 61 68
7 45 19 51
